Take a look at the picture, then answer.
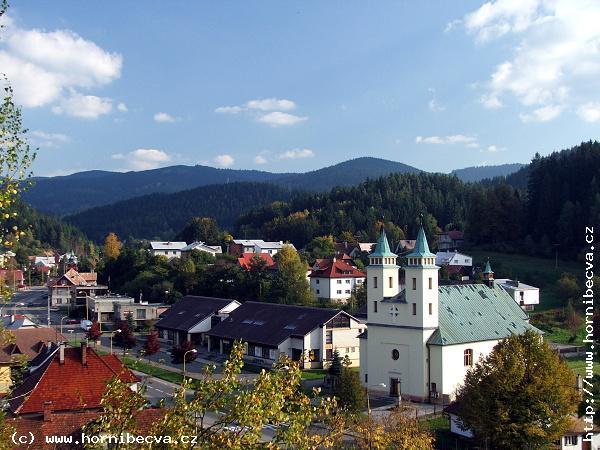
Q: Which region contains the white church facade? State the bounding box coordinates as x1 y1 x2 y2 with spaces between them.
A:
359 225 539 403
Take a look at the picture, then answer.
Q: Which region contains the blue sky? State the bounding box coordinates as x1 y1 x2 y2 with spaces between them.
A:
3 0 599 176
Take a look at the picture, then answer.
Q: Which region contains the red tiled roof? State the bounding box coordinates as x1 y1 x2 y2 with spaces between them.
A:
48 268 97 288
0 328 66 363
10 345 139 415
441 230 464 240
309 258 365 279
237 252 276 270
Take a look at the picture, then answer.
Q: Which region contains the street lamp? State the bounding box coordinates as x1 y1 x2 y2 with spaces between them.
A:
60 316 69 336
182 349 197 380
110 329 121 355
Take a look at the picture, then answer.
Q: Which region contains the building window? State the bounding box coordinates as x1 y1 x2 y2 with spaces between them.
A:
136 309 146 320
428 277 432 289
337 279 342 284
309 349 320 362
373 276 378 288
269 349 276 360
365 373 368 383
326 349 333 360
388 277 393 288
431 382 437 393
316 279 319 284
412 278 416 290
464 349 473 366
374 301 378 313
326 331 333 344
255 346 262 357
337 290 342 294
345 279 350 284
345 290 351 294
391 349 400 360
316 289 320 295
428 303 433 315
412 303 417 315
564 435 578 446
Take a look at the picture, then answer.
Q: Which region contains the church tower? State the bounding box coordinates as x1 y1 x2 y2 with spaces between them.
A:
403 224 440 329
482 258 494 288
367 228 399 314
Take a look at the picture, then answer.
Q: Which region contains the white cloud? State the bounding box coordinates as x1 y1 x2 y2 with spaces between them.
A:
253 151 269 164
577 102 600 122
246 98 295 111
213 154 235 167
427 88 446 112
416 134 478 146
215 105 243 114
154 112 178 123
484 145 507 152
112 148 171 170
0 17 122 111
30 130 70 148
117 102 128 112
51 91 113 119
457 0 600 122
279 149 315 159
519 104 563 122
258 111 307 127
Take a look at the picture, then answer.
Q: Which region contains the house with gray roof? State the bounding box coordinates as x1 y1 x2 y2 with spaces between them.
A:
154 296 240 346
360 224 539 404
207 302 364 369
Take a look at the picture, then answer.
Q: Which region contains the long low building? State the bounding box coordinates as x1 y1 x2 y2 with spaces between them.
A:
207 302 364 369
154 296 240 346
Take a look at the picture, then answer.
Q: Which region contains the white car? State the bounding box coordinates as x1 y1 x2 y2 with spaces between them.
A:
80 319 93 331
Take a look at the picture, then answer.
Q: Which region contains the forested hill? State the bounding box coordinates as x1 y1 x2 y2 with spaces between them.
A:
23 157 422 215
450 163 525 182
235 141 600 258
64 182 293 241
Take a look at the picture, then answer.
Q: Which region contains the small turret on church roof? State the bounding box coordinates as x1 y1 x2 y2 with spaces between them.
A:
483 259 493 274
369 228 397 258
406 224 436 258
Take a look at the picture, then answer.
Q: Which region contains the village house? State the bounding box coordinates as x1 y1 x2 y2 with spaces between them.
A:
1 314 41 330
435 250 472 267
87 294 169 330
149 241 188 259
494 275 540 311
437 230 465 250
237 252 277 271
0 269 25 289
0 328 65 394
47 268 107 307
8 342 139 417
309 257 366 303
181 241 223 257
360 226 539 403
155 295 240 346
227 239 294 257
207 302 364 369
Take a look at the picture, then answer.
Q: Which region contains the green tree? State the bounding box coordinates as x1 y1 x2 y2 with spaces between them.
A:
328 349 343 378
306 235 335 260
335 361 365 413
557 273 580 300
455 330 579 449
176 216 221 243
271 245 315 305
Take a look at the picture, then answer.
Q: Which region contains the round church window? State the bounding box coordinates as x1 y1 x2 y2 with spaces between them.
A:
392 349 400 360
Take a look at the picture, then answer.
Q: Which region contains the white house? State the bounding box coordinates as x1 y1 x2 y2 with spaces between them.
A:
435 250 472 267
207 302 365 369
494 277 540 311
155 295 240 346
359 226 539 403
181 241 222 257
228 239 294 256
309 258 366 303
150 241 187 259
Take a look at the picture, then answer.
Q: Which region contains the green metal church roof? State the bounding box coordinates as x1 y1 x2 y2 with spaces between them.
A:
406 225 436 258
370 228 397 258
427 284 540 345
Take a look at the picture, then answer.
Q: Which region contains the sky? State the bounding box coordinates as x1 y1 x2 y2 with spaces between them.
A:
2 0 600 176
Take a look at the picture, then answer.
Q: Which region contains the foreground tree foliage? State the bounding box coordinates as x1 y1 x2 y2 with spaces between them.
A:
455 330 579 449
88 342 347 449
352 407 434 450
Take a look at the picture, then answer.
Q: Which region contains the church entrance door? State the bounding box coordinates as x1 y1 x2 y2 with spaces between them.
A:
389 377 401 397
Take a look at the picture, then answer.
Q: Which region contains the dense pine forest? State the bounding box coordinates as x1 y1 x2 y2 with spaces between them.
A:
236 142 600 258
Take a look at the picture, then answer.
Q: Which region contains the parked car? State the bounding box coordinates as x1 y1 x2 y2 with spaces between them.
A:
80 319 93 331
65 319 78 325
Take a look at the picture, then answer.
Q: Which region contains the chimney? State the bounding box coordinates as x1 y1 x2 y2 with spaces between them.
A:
58 343 65 365
80 341 87 366
43 401 53 422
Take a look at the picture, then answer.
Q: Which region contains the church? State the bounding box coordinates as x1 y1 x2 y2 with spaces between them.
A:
359 225 539 403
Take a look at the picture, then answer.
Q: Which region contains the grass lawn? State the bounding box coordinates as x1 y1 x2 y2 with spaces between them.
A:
565 355 594 377
421 415 475 449
301 369 327 380
121 356 190 386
